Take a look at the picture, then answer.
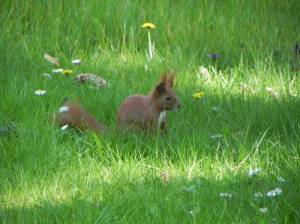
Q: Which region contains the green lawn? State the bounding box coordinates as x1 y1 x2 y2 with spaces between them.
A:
1 0 300 223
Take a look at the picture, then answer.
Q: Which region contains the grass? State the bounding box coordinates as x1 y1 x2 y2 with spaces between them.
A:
1 0 300 223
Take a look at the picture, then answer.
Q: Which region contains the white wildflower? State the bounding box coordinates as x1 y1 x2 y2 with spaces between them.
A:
61 125 68 130
58 106 69 113
210 134 223 139
254 192 264 198
52 68 63 74
219 192 232 198
34 90 46 96
72 59 81 65
277 176 285 183
248 168 260 177
42 73 52 79
259 207 268 213
267 188 282 197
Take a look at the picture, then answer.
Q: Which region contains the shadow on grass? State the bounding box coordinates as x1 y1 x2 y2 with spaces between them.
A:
1 173 298 224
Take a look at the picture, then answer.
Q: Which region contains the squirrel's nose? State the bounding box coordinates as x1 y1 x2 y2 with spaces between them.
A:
177 103 181 109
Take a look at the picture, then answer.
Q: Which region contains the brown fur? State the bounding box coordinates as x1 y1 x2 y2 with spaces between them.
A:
117 72 180 133
55 102 107 134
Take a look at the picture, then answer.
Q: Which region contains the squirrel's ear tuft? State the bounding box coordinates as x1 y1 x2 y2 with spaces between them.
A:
167 73 175 88
159 73 168 85
160 70 175 88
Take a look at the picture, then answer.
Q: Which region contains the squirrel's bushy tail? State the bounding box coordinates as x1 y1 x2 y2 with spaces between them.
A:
54 98 107 134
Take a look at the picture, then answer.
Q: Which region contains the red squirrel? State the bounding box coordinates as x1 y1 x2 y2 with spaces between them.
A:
55 72 180 134
117 72 181 133
55 101 107 134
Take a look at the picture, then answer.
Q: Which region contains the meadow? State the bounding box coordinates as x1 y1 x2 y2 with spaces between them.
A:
1 0 300 223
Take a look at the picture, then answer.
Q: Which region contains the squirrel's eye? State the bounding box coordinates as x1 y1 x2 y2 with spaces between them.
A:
166 97 171 101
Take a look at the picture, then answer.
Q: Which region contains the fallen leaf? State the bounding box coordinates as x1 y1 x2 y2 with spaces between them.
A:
75 73 108 88
44 53 60 66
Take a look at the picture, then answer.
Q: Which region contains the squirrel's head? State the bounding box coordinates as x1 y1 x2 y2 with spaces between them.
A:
151 71 181 111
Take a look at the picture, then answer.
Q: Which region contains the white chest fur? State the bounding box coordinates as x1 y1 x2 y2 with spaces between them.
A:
158 111 167 127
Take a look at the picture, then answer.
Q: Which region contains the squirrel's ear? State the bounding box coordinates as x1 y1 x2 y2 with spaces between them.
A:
161 70 175 88
167 73 175 88
159 74 168 85
155 82 166 95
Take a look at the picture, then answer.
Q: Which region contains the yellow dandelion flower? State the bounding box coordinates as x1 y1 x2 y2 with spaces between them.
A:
142 22 155 60
193 92 205 99
62 69 73 76
141 22 155 29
